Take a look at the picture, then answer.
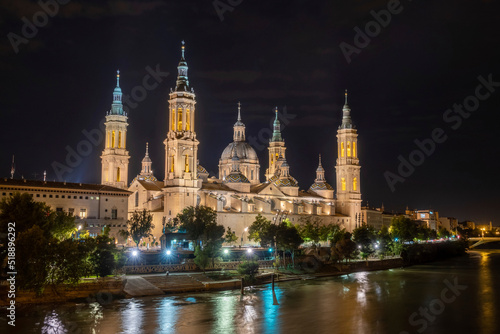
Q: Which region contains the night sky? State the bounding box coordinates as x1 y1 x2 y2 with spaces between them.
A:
1 0 499 225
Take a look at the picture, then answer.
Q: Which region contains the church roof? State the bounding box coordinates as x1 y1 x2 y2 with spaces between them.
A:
0 178 131 194
309 182 333 191
269 174 299 187
225 172 250 183
133 179 163 191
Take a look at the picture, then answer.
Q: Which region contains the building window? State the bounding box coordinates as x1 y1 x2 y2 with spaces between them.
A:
62 195 65 199
85 196 89 200
43 194 46 198
49 195 53 198
118 131 122 148
112 131 116 148
56 208 63 212
186 109 190 131
341 142 345 157
68 208 74 216
80 208 87 218
135 192 139 207
341 178 346 191
353 142 356 157
251 170 254 180
55 195 59 198
117 167 121 182
353 177 357 191
36 194 40 197
347 141 351 157
112 209 117 219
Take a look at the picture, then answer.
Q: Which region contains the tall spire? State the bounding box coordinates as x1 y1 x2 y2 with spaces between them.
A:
340 89 353 129
237 101 242 122
233 101 245 141
176 40 190 91
110 70 124 115
315 154 325 182
141 142 153 175
271 107 283 142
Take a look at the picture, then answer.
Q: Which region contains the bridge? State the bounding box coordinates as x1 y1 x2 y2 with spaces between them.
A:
468 237 500 249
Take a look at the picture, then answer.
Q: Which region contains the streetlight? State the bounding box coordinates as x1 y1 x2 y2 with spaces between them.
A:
482 228 485 238
166 249 172 264
132 250 138 257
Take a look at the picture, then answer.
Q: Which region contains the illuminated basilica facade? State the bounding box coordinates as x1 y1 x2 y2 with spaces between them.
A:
103 43 362 243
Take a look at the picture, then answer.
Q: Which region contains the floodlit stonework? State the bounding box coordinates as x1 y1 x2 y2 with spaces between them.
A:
119 42 363 243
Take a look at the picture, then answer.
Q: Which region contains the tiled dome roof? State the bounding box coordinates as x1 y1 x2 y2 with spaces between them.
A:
197 164 208 174
310 182 333 191
225 172 250 183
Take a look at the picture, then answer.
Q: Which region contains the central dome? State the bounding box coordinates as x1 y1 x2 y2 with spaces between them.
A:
221 142 258 161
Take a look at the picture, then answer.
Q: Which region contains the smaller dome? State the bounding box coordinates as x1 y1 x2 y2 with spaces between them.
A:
142 156 152 163
221 142 258 161
269 175 298 187
310 182 333 191
225 172 250 183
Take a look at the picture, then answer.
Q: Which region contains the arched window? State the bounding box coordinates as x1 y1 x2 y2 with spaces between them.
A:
116 167 121 182
347 141 351 157
353 142 356 158
353 177 357 191
118 131 122 148
170 156 174 172
341 177 346 191
185 155 189 173
171 109 175 131
177 108 183 131
186 109 190 131
341 142 345 157
112 131 116 148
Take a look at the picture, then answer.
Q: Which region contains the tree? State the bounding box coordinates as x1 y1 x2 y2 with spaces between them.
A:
120 209 154 248
0 192 75 239
389 216 418 242
377 226 393 258
320 224 344 246
248 214 275 247
194 245 209 272
275 220 303 268
224 227 238 245
177 206 225 266
352 224 377 261
297 216 322 248
89 249 116 277
238 256 260 284
332 237 357 264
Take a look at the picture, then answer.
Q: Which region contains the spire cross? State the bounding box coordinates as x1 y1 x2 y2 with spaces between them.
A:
237 101 241 121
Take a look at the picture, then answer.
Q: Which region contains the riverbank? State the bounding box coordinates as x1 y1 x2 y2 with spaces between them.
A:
0 258 404 306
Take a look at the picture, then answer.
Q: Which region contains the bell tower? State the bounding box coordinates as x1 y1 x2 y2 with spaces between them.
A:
164 41 200 218
335 90 361 230
101 70 130 189
265 107 287 180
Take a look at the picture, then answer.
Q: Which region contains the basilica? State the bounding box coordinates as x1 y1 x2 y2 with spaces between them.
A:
100 42 362 244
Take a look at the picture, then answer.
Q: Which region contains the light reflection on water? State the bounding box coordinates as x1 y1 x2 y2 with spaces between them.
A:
5 251 500 334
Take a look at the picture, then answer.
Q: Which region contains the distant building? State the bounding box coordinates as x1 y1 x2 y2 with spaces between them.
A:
406 209 440 230
476 222 492 231
439 217 458 231
459 220 476 230
0 178 130 242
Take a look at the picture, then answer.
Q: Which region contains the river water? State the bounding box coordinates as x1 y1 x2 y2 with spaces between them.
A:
3 250 500 334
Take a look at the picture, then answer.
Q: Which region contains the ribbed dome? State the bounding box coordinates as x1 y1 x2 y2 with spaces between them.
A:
221 142 258 161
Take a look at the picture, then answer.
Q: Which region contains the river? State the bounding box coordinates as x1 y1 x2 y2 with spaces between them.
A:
3 250 500 334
